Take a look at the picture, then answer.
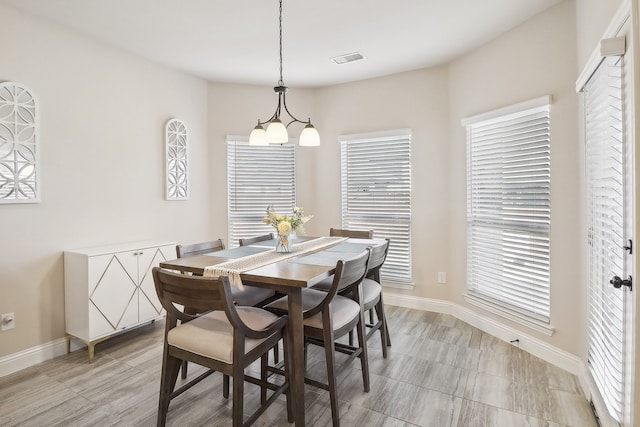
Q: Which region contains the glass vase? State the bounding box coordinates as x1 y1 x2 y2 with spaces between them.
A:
276 233 291 253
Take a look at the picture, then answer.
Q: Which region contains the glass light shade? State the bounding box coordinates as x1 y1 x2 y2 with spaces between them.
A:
249 125 268 146
299 123 320 146
265 119 288 143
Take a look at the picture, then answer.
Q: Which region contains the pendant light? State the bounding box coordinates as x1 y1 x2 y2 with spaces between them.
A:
249 0 320 146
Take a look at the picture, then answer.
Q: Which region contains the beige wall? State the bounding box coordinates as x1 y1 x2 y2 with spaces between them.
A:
2 4 635 420
449 0 581 354
0 5 210 356
311 67 452 301
576 0 626 67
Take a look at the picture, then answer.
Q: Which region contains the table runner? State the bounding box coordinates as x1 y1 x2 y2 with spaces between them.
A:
203 236 347 288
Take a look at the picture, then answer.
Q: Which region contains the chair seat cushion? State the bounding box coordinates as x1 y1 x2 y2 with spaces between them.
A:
266 288 360 331
231 285 275 307
361 278 382 306
167 307 281 364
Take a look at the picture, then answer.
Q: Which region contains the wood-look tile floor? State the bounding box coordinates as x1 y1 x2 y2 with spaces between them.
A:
0 306 598 426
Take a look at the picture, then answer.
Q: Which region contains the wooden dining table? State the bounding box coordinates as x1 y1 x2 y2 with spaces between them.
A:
159 235 385 426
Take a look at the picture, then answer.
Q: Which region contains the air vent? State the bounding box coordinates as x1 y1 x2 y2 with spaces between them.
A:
331 52 366 65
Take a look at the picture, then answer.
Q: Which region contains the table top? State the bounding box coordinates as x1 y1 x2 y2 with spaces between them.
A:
159 237 386 288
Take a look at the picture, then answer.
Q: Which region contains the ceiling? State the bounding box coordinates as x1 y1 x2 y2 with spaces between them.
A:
0 0 563 88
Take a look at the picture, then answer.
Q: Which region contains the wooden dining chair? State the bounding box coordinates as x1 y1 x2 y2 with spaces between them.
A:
176 239 276 384
265 249 371 427
329 227 373 239
239 233 274 246
360 239 391 356
152 267 292 427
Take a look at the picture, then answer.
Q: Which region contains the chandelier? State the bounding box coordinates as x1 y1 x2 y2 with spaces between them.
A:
249 0 320 146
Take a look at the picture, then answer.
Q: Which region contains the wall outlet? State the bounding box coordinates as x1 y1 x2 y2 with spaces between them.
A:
437 272 446 284
1 313 15 331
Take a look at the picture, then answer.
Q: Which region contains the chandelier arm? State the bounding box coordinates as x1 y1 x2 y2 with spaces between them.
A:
281 92 309 126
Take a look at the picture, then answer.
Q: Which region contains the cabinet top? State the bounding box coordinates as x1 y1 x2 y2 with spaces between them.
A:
64 240 176 256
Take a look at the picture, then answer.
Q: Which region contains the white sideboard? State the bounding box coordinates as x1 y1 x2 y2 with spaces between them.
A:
64 240 176 362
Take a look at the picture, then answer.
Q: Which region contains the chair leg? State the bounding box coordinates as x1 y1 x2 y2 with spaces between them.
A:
348 329 354 346
375 301 389 358
232 364 244 427
356 310 370 392
157 354 181 427
322 325 340 427
378 295 391 347
180 360 188 379
260 354 268 404
223 374 230 399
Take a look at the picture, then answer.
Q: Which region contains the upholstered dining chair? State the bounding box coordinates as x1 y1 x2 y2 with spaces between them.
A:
265 249 371 427
312 239 392 357
176 239 276 383
152 267 292 427
329 227 373 239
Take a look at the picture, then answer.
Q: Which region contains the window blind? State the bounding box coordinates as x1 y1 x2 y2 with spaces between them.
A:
584 54 626 422
227 140 296 247
464 100 551 321
340 130 412 285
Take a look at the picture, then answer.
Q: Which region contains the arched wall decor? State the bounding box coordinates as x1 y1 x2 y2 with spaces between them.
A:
0 82 40 203
164 118 188 200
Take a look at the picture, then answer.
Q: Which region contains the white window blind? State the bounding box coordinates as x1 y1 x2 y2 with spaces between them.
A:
584 54 626 423
227 139 296 247
463 98 551 322
340 130 412 286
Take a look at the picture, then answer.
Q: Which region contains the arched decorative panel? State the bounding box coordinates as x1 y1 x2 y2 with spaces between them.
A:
0 82 40 203
165 118 188 200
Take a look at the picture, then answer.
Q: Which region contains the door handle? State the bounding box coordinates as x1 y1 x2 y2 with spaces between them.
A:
610 275 633 291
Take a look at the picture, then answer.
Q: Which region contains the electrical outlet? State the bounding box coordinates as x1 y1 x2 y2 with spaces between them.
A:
437 272 446 284
1 313 15 331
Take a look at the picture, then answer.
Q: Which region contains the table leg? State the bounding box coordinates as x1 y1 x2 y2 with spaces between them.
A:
287 288 305 426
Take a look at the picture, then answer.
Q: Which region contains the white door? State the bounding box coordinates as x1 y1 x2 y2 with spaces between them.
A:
584 48 633 424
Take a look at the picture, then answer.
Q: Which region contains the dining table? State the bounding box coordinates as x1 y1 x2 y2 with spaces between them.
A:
159 235 386 426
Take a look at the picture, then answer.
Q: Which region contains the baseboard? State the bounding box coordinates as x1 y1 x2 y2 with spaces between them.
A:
1 293 585 382
384 291 584 377
0 337 69 378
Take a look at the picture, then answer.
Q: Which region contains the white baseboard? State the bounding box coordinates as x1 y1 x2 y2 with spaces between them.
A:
1 293 585 382
0 338 69 378
384 291 583 377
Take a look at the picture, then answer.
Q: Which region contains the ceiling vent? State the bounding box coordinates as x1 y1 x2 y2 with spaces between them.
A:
331 52 366 65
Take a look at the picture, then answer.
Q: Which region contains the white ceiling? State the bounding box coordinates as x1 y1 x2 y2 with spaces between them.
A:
1 0 563 88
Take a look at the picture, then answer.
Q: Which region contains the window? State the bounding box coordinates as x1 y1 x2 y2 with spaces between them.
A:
463 97 551 324
227 139 296 247
339 129 412 286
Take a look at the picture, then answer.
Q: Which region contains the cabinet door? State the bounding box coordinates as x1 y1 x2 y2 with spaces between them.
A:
88 251 139 338
138 244 175 321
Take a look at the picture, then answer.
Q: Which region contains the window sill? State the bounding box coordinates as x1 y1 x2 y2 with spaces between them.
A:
464 292 555 336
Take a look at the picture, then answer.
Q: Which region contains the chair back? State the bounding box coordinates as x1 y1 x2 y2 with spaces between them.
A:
329 228 373 239
153 267 230 324
239 233 274 246
304 249 370 319
153 267 286 341
367 239 390 282
176 239 225 258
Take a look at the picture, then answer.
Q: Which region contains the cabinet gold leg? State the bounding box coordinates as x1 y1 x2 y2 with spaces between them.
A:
65 334 111 363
